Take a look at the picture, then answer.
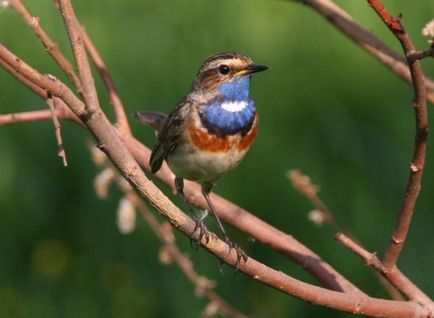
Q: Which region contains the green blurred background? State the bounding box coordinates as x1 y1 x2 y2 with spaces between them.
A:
1 0 433 317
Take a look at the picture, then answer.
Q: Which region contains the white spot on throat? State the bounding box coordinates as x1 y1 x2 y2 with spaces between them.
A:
221 100 248 112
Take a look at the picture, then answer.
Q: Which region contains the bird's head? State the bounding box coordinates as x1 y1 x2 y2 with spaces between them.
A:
191 52 267 100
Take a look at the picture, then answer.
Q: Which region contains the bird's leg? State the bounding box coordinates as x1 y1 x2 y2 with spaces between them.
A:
175 177 210 244
201 182 248 267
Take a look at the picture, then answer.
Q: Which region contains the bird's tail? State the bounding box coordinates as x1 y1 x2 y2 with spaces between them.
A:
134 111 167 132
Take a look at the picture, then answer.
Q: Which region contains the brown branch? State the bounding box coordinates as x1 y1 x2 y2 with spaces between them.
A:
8 0 82 93
46 97 68 166
80 27 131 134
0 109 53 125
0 106 81 126
1 40 429 318
295 0 434 105
367 0 429 271
336 233 434 311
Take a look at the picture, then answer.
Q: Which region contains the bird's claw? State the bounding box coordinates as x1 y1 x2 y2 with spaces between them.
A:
223 235 248 268
191 217 211 244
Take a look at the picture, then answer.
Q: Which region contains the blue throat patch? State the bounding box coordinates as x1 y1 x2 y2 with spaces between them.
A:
200 76 256 137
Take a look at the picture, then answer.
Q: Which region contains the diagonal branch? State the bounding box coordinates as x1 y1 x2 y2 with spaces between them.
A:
366 0 429 271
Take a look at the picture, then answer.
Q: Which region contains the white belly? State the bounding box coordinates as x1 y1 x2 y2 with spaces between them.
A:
167 143 247 182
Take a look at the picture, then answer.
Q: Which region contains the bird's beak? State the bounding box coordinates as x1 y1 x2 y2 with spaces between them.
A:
235 64 268 77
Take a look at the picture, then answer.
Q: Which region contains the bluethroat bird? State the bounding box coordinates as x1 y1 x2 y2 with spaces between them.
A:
135 52 267 265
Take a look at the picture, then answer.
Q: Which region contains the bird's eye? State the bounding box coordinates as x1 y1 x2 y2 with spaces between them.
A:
218 64 230 75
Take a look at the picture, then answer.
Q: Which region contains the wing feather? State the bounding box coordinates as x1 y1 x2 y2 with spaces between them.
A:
149 98 193 173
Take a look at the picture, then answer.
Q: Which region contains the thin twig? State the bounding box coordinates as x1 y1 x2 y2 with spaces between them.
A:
367 0 429 271
8 0 82 93
0 104 82 126
81 26 131 134
46 97 68 166
1 43 428 318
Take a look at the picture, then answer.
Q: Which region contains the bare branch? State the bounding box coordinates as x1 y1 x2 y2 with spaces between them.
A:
0 109 50 125
366 0 429 271
0 105 81 126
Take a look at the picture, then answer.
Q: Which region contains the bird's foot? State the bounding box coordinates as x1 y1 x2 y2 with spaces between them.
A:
223 235 248 268
191 216 211 245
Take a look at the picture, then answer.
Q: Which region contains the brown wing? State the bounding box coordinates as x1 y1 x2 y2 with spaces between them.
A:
149 98 193 173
